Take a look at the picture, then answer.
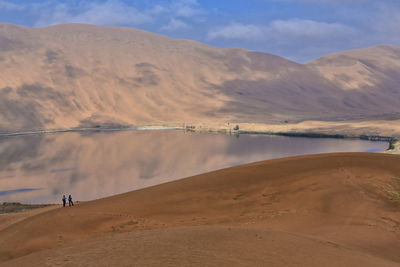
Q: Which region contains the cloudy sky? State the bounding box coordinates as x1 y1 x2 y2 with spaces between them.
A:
0 0 399 62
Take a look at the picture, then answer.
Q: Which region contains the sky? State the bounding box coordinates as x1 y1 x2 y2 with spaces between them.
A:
0 0 399 62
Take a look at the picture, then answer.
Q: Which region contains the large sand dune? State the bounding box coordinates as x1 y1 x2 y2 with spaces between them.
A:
1 23 400 132
1 153 399 266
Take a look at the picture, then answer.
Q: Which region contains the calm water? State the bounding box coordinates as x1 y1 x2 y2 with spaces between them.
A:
0 130 388 204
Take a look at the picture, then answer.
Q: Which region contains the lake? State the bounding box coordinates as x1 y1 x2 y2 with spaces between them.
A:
0 130 388 204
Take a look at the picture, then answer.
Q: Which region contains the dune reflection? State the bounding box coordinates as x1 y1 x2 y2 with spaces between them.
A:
0 130 387 204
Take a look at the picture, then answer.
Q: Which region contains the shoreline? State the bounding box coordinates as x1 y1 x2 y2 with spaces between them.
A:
386 140 400 154
0 202 53 214
239 131 397 152
2 136 399 211
1 123 399 153
0 124 183 137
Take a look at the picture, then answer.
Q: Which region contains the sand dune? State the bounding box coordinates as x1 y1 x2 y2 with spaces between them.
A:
0 153 399 266
3 227 398 267
1 24 400 266
1 23 400 132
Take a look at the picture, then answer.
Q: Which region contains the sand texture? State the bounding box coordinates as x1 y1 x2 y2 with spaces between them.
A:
1 23 400 132
0 153 399 266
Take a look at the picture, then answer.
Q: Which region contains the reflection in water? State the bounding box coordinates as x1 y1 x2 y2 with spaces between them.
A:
0 188 41 196
0 130 388 204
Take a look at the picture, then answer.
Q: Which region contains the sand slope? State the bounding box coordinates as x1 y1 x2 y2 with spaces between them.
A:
0 153 399 266
4 227 398 267
1 23 400 132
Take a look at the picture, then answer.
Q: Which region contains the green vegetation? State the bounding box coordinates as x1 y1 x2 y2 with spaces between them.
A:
0 202 50 214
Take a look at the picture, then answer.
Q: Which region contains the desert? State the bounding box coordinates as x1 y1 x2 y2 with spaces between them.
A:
1 2 400 265
1 153 399 266
1 23 400 133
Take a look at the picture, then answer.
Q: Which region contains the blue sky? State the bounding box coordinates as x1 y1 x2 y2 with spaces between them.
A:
0 0 399 62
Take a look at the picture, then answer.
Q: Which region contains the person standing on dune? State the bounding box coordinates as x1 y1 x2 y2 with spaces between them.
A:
68 195 74 206
62 195 66 207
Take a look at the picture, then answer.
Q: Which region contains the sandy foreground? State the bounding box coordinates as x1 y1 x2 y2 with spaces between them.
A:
0 153 399 266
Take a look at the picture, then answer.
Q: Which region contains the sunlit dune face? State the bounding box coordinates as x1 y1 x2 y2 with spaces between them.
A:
1 25 400 132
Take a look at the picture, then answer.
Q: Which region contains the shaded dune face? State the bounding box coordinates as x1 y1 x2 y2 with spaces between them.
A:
0 153 399 265
0 23 400 131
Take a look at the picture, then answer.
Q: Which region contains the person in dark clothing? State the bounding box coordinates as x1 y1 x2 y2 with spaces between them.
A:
68 195 74 206
62 195 66 207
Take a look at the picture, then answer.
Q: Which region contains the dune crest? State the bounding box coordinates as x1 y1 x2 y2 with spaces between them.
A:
1 23 400 132
0 153 399 266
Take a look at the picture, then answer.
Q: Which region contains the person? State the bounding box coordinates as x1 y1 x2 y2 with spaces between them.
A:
68 194 74 206
62 195 66 207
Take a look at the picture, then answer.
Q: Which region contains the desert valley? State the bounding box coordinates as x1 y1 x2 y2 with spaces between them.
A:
0 21 400 266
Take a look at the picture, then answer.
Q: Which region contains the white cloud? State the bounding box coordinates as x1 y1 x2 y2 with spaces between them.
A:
172 0 203 18
207 23 265 40
148 5 166 15
207 19 363 62
32 0 205 30
35 0 153 27
266 19 358 41
0 0 24 10
161 18 190 31
7 0 398 62
207 19 357 42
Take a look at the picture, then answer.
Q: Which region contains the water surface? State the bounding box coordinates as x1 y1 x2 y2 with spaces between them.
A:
0 130 387 204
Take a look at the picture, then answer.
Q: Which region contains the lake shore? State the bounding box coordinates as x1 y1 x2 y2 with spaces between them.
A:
0 203 52 214
1 120 399 153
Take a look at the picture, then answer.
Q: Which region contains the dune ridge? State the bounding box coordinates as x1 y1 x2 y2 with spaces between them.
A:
0 152 399 266
1 23 400 132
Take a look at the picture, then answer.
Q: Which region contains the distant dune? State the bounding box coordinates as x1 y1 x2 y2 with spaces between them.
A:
1 23 400 132
0 153 399 266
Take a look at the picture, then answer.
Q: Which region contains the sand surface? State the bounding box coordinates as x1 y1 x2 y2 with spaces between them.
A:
193 119 400 138
0 152 399 266
1 23 400 132
0 205 57 232
3 226 398 267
